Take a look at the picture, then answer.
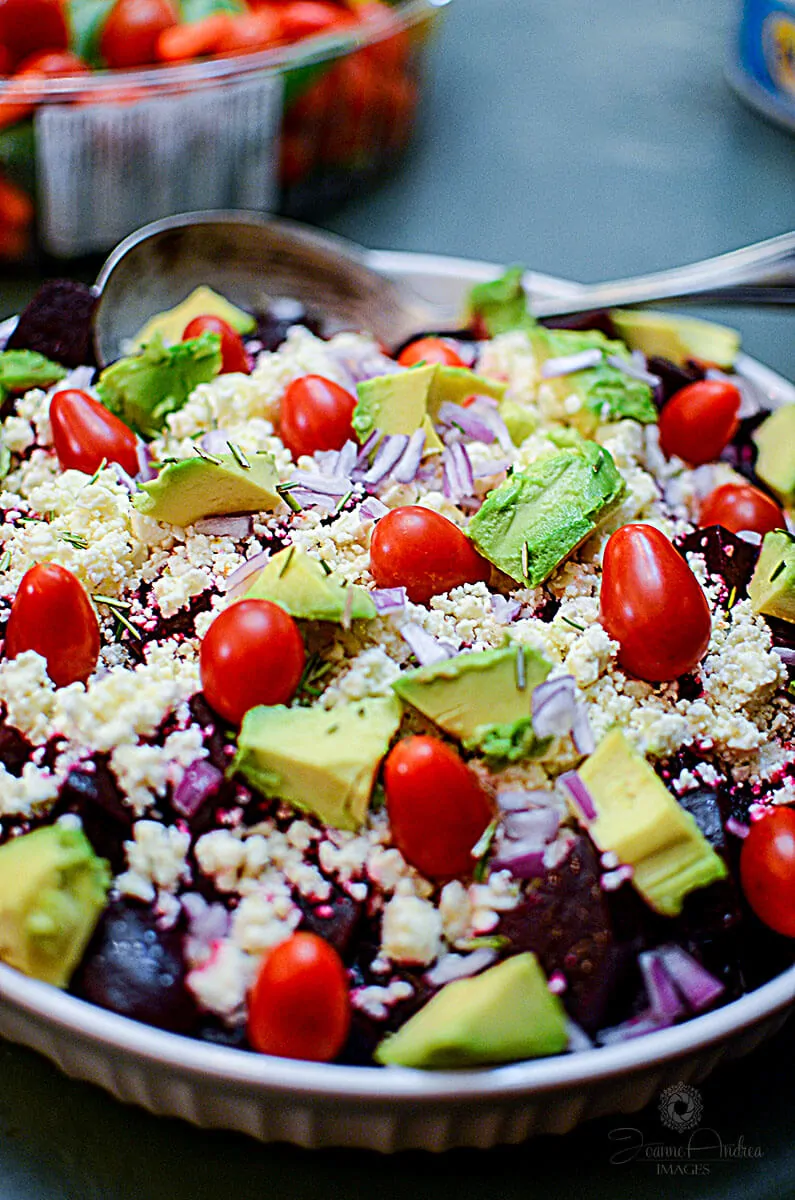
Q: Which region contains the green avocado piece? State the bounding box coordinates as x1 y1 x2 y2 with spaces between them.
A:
374 952 568 1068
234 696 403 832
576 729 727 917
352 363 505 441
0 825 110 988
392 643 551 761
609 309 740 369
499 396 537 446
243 546 376 622
752 406 795 507
466 266 537 336
131 286 256 351
0 349 66 401
748 530 795 623
96 332 222 439
134 451 280 527
467 441 626 587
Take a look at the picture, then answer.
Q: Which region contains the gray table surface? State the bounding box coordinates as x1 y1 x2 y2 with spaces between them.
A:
2 0 795 1195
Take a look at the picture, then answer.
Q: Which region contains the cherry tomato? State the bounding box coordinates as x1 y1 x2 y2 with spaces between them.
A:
182 314 251 375
50 389 140 478
600 523 712 682
5 563 100 687
278 374 356 460
100 0 179 69
0 0 67 70
247 932 350 1061
658 379 741 467
214 9 282 54
199 598 305 725
740 808 795 937
14 50 90 77
699 481 785 537
384 736 494 881
397 337 467 368
277 1 357 42
370 506 491 604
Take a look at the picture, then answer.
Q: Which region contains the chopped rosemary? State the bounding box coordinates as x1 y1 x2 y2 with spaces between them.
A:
561 615 586 632
457 934 511 953
335 489 353 515
59 531 88 550
0 550 10 573
319 558 332 576
471 817 500 882
114 610 142 641
87 458 108 486
727 585 737 610
278 546 295 577
92 594 132 611
193 445 223 465
276 483 302 513
515 644 527 690
226 441 250 470
770 561 786 583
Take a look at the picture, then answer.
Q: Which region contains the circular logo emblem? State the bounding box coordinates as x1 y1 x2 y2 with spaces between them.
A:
658 1082 704 1132
763 12 795 96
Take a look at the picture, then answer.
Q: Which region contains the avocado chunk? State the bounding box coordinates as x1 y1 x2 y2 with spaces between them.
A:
392 643 552 761
352 363 505 441
243 546 376 622
609 309 740 369
96 332 222 438
499 396 537 446
576 729 727 917
0 348 66 401
131 286 256 351
467 441 625 586
753 406 795 507
134 451 280 526
466 266 537 336
233 697 402 832
748 530 795 623
374 953 568 1068
0 825 110 988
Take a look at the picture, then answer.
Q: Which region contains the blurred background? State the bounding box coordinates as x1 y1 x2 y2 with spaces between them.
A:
1 0 795 1196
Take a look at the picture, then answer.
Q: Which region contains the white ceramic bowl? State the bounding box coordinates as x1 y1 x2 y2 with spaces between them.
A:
1 250 793 1153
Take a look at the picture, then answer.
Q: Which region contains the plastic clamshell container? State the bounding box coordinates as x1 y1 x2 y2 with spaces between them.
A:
0 0 449 261
728 0 795 131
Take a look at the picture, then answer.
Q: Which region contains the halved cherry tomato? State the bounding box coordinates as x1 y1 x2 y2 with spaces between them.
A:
5 563 100 687
370 506 491 604
214 9 282 54
13 50 90 77
740 808 795 937
50 388 140 478
658 379 741 467
397 337 467 368
277 1 358 42
384 735 494 881
278 374 356 460
0 0 67 71
699 481 784 537
599 523 712 682
182 314 250 375
156 12 232 61
247 932 350 1061
101 0 179 68
199 598 305 725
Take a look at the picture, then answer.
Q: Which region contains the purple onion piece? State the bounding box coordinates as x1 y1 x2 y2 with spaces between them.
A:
359 496 389 521
595 1010 673 1046
109 463 137 494
363 434 409 485
370 586 407 614
200 429 234 458
135 439 157 482
355 430 382 467
571 703 596 756
400 623 456 666
194 515 252 538
655 945 725 1011
532 676 577 738
606 353 661 388
773 645 795 667
438 401 496 444
502 807 560 843
559 770 597 822
541 348 603 378
706 367 765 419
725 816 751 839
336 440 359 478
490 841 547 879
424 948 498 988
222 550 270 597
452 442 474 495
490 594 522 622
497 788 554 811
565 1019 594 1052
173 760 223 818
639 951 685 1022
290 470 352 497
473 458 513 479
314 448 341 476
466 399 514 453
392 428 426 483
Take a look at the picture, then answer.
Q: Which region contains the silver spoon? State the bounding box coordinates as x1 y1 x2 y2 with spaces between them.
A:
93 210 795 366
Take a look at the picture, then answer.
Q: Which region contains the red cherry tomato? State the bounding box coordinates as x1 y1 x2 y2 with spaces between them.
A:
277 1 358 42
699 481 785 537
5 563 100 687
740 808 795 937
182 314 251 376
50 389 140 478
599 523 712 682
214 9 282 54
658 379 741 467
247 932 350 1060
397 337 467 368
370 506 491 604
0 0 67 70
100 0 179 69
278 374 356 460
199 598 305 725
384 736 494 881
14 50 90 77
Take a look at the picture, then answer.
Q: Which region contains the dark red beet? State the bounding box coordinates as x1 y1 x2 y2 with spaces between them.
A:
0 720 31 777
254 299 323 352
54 759 133 871
71 900 197 1034
297 886 363 960
647 356 704 406
6 280 98 369
676 525 760 602
540 309 620 341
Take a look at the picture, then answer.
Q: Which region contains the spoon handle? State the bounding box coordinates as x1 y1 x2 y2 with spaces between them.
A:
531 231 795 317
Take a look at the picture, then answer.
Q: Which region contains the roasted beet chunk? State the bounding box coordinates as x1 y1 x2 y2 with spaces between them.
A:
255 298 322 352
54 758 133 871
646 356 704 406
71 899 197 1034
540 310 620 341
297 886 363 960
7 280 98 369
676 525 760 601
499 835 641 1032
0 720 31 777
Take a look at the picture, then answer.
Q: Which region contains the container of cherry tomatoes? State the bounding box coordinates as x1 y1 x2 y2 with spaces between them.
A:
0 0 449 262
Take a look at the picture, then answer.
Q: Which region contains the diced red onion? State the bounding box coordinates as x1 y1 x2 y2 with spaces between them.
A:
314 448 341 476
565 1019 593 1052
290 488 337 513
200 429 234 457
502 807 560 843
725 816 751 839
290 470 352 496
173 760 223 818
490 840 547 879
355 430 382 467
737 529 763 546
0 314 18 350
571 703 596 756
370 586 407 614
135 439 157 482
452 442 474 495
706 368 765 419
497 788 555 811
359 496 389 521
600 864 634 891
655 944 725 1011
490 594 522 622
437 401 496 445
773 645 795 667
473 458 513 479
400 622 456 666
336 440 359 478
541 348 603 378
639 951 685 1022
363 434 409 485
392 429 426 483
558 770 597 822
326 341 399 385
532 676 577 738
466 399 514 453
194 515 252 538
221 550 269 597
596 1011 672 1046
109 463 137 494
424 948 498 988
606 354 661 388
